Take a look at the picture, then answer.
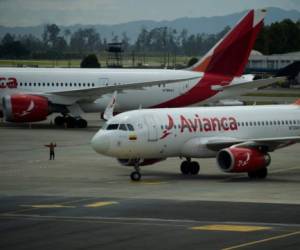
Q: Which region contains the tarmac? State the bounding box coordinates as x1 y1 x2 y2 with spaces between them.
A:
0 114 300 250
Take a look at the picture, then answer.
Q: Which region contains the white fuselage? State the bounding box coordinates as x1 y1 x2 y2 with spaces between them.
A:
0 67 250 114
91 104 300 159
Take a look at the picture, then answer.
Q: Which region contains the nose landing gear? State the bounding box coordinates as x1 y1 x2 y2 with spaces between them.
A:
130 164 141 181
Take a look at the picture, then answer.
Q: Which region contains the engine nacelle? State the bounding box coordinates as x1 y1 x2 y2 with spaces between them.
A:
216 147 271 173
118 158 164 167
2 95 49 122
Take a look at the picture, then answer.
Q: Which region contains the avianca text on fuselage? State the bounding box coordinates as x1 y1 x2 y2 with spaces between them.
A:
162 114 238 138
0 77 18 89
180 114 238 133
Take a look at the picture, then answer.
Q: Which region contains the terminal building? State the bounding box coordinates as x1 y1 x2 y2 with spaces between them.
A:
247 50 300 84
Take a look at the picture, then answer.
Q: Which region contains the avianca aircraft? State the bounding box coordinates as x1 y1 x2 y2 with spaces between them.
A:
91 101 300 181
0 9 275 128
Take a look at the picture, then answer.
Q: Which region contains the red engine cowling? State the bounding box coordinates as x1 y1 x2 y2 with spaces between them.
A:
3 95 49 122
216 147 271 173
118 158 164 167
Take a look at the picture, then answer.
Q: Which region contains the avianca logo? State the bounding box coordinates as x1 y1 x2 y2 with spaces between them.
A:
160 115 174 139
17 100 35 117
0 77 18 89
160 114 238 139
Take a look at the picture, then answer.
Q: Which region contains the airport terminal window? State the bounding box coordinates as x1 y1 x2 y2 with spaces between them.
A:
107 124 119 130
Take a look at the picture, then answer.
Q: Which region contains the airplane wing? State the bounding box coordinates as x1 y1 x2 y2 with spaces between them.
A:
45 76 199 100
205 136 300 152
212 76 286 92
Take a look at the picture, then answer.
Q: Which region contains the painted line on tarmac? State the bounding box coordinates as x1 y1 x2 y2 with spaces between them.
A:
1 213 300 231
84 201 119 208
190 224 271 232
222 230 300 250
131 179 168 185
20 204 75 208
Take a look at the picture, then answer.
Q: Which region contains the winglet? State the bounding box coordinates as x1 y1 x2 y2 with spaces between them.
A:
103 91 117 121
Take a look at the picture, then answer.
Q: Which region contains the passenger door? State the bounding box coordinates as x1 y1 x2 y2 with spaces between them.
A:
144 115 159 141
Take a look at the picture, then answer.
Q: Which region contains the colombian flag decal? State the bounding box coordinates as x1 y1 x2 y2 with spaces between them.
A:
129 134 137 140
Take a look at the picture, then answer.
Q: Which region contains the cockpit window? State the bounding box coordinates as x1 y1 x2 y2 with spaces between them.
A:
127 124 134 131
106 124 119 130
119 124 127 131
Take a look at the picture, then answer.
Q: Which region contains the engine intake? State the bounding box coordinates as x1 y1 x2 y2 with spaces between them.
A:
3 94 50 122
217 147 271 173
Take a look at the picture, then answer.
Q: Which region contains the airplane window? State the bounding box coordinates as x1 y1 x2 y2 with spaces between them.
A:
52 83 54 86
245 122 248 126
174 125 177 129
83 83 86 87
274 121 276 125
257 121 260 126
24 83 27 86
20 83 23 86
79 83 81 87
29 83 32 86
266 121 268 125
253 122 256 126
261 121 264 126
33 83 36 86
119 124 127 131
107 124 119 130
237 122 240 126
88 83 90 87
70 83 72 87
56 83 59 86
161 125 163 129
92 83 95 87
42 83 45 86
249 122 252 126
293 120 296 124
127 124 134 131
65 83 68 87
74 83 77 86
289 120 292 125
38 83 41 86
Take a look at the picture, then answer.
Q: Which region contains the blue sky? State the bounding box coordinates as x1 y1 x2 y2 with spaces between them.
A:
0 0 299 26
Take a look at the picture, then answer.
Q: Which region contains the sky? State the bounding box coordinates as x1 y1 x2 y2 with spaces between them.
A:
0 0 299 27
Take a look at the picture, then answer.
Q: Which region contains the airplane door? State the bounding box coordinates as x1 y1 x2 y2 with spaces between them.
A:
144 115 159 141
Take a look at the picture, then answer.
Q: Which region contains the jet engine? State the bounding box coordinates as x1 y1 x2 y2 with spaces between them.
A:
118 158 164 167
216 147 271 173
2 94 50 122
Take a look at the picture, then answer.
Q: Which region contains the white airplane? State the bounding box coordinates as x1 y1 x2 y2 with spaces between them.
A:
0 9 277 128
91 100 300 181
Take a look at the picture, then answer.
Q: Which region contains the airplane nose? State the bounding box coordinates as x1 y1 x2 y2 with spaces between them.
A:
91 132 110 155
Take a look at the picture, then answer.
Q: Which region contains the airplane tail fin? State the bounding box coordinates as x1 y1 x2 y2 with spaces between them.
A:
190 9 266 77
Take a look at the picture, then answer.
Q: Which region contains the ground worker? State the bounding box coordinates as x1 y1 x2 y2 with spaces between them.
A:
45 142 57 160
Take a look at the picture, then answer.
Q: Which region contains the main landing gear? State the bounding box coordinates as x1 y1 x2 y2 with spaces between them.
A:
247 167 268 179
54 115 88 128
180 158 200 175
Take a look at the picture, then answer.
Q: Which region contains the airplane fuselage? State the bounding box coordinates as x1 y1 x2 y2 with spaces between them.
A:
0 67 251 114
92 105 300 159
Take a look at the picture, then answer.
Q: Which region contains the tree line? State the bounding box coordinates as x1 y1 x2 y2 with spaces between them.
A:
0 19 299 60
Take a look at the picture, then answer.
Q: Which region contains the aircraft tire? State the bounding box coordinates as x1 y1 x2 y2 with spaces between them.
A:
77 119 88 128
54 116 65 126
256 167 268 179
180 161 190 175
247 167 268 179
190 161 200 175
65 117 76 128
130 171 141 181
